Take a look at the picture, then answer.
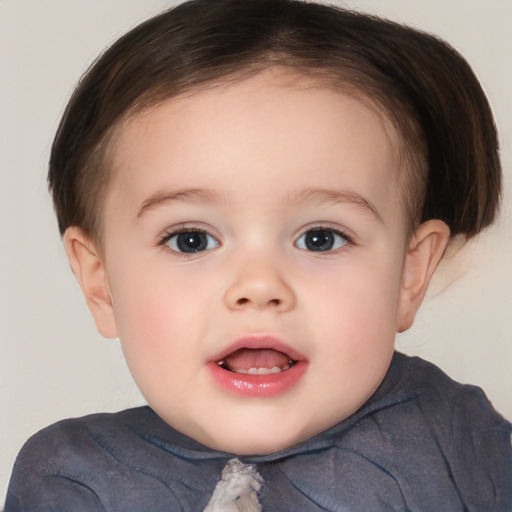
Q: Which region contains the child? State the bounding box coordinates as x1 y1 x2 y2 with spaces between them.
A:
5 0 511 510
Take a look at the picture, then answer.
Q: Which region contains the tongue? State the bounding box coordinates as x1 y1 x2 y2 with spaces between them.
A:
224 348 291 371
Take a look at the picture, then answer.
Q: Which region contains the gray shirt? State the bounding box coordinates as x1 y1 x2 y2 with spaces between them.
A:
5 353 512 511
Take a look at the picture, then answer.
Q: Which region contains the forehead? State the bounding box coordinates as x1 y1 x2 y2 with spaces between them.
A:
106 70 404 224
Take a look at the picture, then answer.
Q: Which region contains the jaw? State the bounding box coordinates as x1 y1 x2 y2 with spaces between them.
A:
191 392 318 455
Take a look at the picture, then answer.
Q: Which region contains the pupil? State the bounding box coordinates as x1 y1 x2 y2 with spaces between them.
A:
305 230 334 251
177 232 207 252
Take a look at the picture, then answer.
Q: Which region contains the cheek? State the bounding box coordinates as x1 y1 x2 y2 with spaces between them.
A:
304 253 403 365
110 274 207 411
306 252 402 324
107 255 226 380
107 260 195 367
113 279 171 340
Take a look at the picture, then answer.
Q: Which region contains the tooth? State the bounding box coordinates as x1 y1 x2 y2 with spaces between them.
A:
233 365 292 375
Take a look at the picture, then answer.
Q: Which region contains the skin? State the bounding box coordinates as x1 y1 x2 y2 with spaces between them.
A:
65 69 450 455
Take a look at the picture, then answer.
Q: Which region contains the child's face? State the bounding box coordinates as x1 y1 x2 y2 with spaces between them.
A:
77 70 434 454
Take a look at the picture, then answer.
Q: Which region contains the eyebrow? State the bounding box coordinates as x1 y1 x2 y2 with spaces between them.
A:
136 186 383 223
286 188 383 223
136 188 220 218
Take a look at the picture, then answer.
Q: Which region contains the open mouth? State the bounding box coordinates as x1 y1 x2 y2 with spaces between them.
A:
208 337 307 397
215 348 297 375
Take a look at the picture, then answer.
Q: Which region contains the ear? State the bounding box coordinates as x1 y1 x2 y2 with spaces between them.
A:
396 220 450 332
63 227 118 339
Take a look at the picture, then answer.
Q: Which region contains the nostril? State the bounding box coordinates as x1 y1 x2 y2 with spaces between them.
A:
225 278 295 311
235 297 282 307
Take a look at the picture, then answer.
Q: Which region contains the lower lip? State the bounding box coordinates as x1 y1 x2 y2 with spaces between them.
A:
207 361 307 398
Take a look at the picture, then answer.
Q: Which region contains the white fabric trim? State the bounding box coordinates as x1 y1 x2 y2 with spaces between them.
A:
204 458 263 512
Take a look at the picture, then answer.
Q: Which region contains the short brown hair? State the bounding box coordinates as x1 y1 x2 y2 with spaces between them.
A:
48 0 501 244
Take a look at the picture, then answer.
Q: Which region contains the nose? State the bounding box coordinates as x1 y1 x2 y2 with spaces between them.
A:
223 257 296 312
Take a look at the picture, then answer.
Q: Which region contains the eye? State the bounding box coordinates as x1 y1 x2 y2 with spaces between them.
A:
163 230 219 254
295 228 349 252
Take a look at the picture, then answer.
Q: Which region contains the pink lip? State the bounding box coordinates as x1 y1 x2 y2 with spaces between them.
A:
207 335 308 398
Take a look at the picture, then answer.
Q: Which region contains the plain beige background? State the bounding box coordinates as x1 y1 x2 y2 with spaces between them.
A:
1 0 511 503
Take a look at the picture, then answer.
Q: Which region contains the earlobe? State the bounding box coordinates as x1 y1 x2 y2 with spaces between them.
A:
63 227 118 339
396 220 450 332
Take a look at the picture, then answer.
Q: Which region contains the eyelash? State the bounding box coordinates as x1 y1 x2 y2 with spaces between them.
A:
158 225 353 255
295 226 352 253
158 228 220 254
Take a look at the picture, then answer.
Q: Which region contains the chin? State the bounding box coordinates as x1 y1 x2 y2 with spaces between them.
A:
221 437 295 456
207 425 308 456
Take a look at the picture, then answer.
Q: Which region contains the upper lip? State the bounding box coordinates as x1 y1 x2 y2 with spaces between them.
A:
210 334 306 363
